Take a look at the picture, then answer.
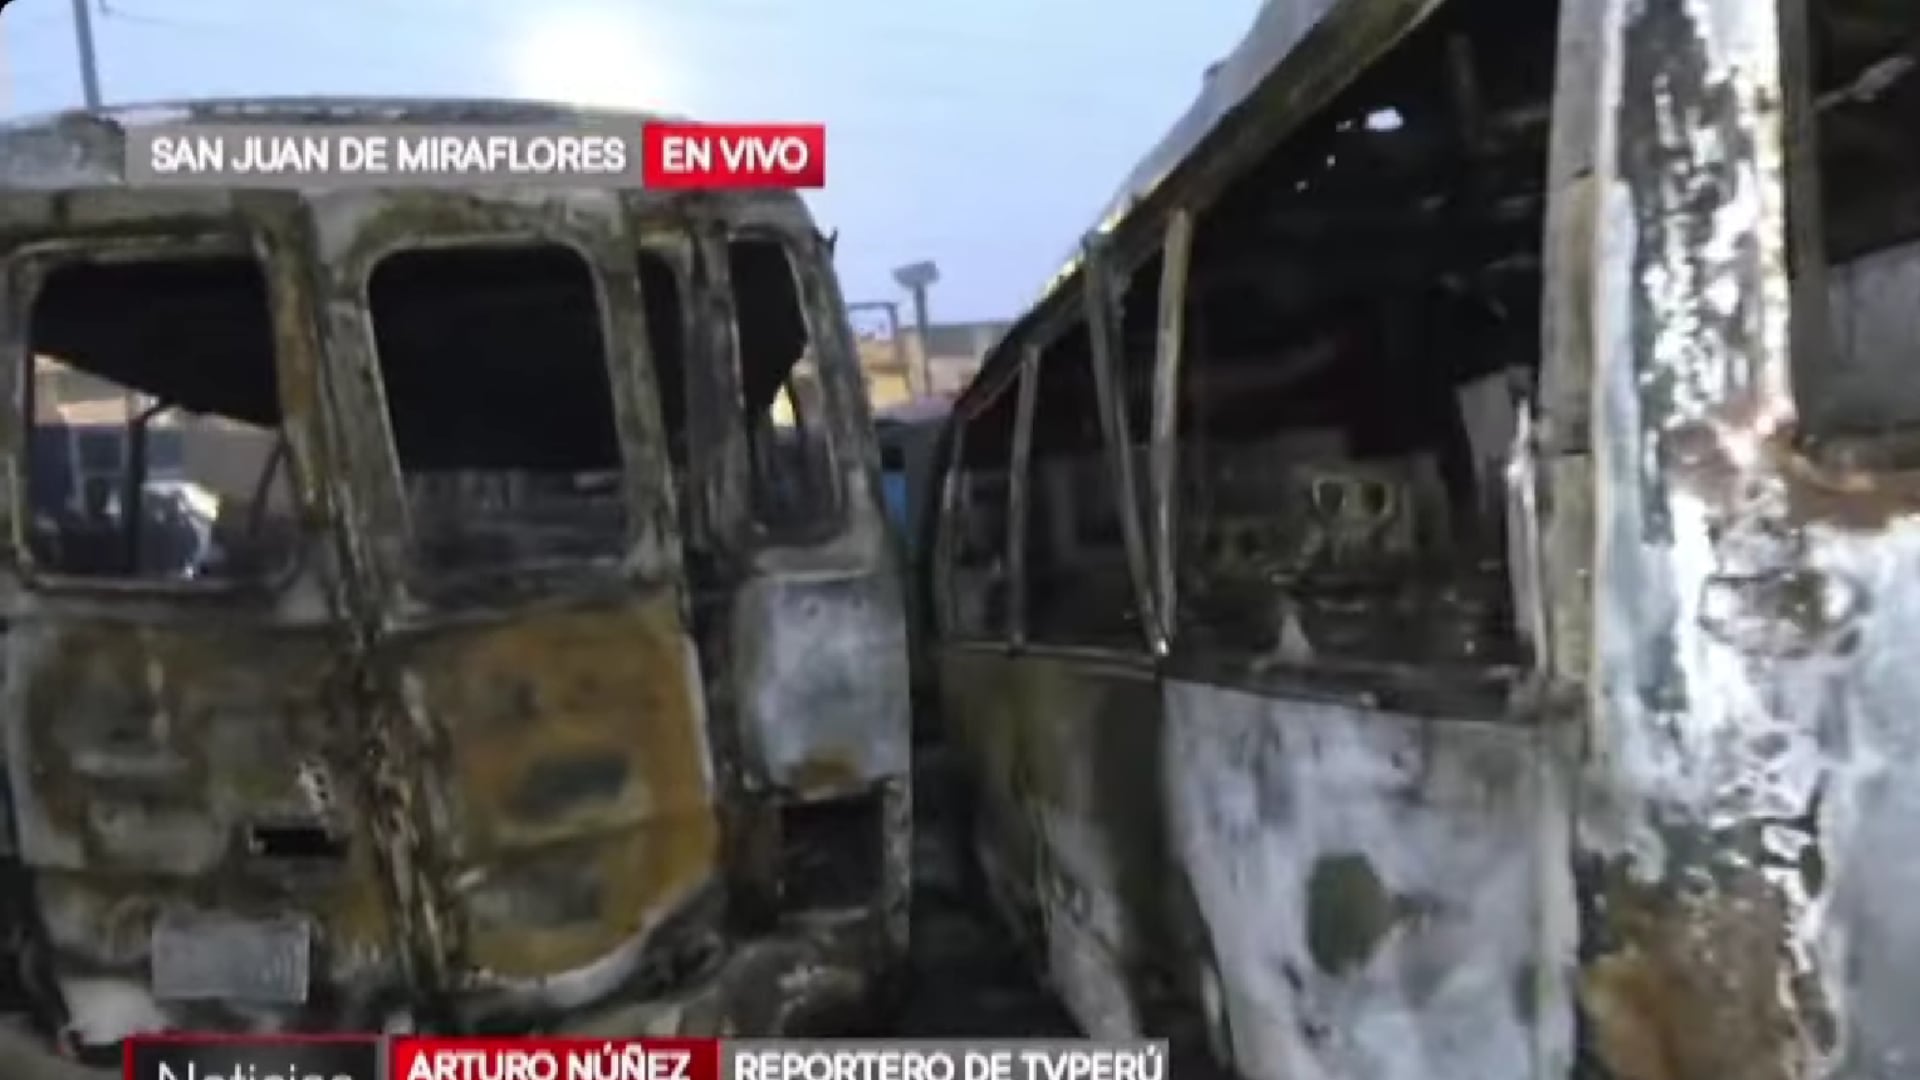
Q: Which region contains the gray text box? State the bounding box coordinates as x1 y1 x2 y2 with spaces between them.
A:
126 123 646 188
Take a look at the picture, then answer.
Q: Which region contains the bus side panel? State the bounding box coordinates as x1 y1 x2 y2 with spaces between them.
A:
1163 679 1570 1080
938 648 1041 945
942 648 1177 1040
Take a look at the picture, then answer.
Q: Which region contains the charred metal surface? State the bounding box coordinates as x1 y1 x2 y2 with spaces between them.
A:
938 650 1178 1042
1164 681 1564 1080
2 624 401 1040
941 637 1567 1080
0 98 909 1059
1580 0 1920 1076
394 600 718 997
928 0 1920 1076
932 4 1566 1076
1080 239 1162 655
1148 211 1193 626
1584 1 1811 1076
733 572 909 798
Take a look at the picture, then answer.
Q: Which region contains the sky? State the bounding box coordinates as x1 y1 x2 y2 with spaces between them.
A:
0 0 1260 323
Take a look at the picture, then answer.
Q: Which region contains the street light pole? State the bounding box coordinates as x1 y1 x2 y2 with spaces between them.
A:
892 261 939 398
71 0 103 109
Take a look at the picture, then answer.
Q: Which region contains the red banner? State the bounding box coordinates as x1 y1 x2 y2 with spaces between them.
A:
640 122 827 189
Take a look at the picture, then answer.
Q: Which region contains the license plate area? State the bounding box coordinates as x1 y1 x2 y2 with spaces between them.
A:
151 909 312 1004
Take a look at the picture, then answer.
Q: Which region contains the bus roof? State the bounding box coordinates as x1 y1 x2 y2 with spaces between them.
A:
966 0 1446 411
1076 0 1340 273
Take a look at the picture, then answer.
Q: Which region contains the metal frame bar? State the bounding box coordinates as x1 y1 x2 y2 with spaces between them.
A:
1149 210 1194 646
1081 233 1164 657
1006 344 1039 651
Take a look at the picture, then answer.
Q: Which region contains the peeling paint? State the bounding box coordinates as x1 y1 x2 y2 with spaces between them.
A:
1578 0 1920 1075
1165 682 1553 1080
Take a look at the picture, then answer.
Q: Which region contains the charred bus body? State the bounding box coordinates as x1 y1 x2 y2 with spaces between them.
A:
0 100 909 1059
927 0 1920 1076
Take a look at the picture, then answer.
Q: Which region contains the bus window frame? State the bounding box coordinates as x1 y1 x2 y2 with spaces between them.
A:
934 358 1027 648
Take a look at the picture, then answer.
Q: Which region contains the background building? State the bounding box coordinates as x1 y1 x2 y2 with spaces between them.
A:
31 354 284 517
854 316 1008 410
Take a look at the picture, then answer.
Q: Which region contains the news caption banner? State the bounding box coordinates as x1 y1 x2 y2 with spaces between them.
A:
121 122 826 189
126 1036 1168 1080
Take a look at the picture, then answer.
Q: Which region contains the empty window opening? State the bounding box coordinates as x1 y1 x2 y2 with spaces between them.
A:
728 237 837 540
367 243 626 573
1791 2 1920 441
1170 0 1556 668
1024 326 1142 649
25 255 297 584
943 376 1017 640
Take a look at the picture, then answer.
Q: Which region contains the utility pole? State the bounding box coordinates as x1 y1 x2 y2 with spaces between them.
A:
72 0 103 109
66 0 131 429
69 0 140 434
892 261 939 398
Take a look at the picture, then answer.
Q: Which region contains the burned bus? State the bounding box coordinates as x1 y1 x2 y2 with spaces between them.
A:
927 0 1920 1076
0 99 909 1063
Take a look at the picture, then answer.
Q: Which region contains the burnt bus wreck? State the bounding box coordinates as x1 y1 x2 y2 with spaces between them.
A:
926 0 1920 1076
0 100 910 1063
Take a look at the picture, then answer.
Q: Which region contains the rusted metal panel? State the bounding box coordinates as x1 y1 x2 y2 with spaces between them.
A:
1582 0 1805 1068
393 598 719 987
0 623 401 1040
1576 0 1920 1075
7 625 349 871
